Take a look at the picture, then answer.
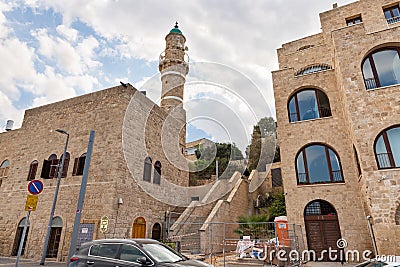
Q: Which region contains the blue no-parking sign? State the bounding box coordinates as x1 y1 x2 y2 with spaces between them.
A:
28 180 44 195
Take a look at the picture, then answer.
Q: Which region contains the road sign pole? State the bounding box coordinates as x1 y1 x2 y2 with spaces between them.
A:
15 210 30 267
67 131 95 263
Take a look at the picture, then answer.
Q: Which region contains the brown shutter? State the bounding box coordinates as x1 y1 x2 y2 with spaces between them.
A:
41 160 51 179
78 156 86 175
49 159 59 178
61 158 69 178
72 158 79 176
28 162 38 181
31 163 38 180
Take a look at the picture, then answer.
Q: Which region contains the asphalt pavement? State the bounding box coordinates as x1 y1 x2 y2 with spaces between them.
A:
0 257 66 267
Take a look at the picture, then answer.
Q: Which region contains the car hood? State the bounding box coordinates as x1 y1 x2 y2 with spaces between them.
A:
161 259 213 267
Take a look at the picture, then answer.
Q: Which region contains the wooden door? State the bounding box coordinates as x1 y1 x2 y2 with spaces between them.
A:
132 217 146 238
304 200 341 261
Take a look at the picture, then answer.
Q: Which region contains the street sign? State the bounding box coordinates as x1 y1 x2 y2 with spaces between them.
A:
28 180 44 195
100 216 109 233
25 195 38 211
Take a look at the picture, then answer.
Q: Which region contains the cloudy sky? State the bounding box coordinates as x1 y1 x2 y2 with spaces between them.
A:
0 0 355 150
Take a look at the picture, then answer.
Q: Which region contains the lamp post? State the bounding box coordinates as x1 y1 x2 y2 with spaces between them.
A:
40 129 69 265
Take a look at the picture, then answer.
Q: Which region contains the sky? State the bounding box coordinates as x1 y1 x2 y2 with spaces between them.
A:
0 0 355 151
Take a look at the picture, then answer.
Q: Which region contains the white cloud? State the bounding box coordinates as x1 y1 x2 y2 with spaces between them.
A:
0 0 356 141
0 38 37 100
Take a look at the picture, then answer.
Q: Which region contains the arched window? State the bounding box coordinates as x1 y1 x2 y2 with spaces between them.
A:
288 89 332 122
143 157 152 182
296 144 344 185
27 160 38 181
362 47 400 89
295 64 332 76
46 216 62 258
0 159 10 177
12 217 30 256
304 199 337 216
41 154 58 179
374 125 400 169
153 161 161 185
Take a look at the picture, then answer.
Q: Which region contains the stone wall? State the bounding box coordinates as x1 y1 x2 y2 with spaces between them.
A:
0 84 188 260
271 0 400 258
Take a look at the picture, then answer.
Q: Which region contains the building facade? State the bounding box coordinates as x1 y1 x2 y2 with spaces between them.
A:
0 25 190 261
273 0 400 257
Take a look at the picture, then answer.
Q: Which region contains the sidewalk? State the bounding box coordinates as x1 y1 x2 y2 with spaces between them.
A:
0 257 65 267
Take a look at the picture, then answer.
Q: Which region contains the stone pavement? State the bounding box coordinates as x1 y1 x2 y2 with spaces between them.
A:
0 257 66 267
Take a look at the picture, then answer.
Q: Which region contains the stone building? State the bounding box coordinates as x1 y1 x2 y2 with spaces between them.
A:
272 0 400 258
0 24 191 261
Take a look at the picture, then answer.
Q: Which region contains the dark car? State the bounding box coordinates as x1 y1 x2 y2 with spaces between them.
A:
68 238 214 267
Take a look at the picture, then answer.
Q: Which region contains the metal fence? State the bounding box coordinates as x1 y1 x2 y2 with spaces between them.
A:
167 221 305 267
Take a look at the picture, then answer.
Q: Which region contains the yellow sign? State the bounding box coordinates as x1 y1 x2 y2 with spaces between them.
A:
25 195 38 211
100 216 109 233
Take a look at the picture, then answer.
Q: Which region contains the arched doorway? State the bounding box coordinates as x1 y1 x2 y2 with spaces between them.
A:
132 217 146 238
46 216 63 258
11 218 30 256
304 200 341 261
151 223 162 241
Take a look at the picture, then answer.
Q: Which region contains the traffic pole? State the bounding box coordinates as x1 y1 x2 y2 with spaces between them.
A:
15 210 31 267
67 131 95 263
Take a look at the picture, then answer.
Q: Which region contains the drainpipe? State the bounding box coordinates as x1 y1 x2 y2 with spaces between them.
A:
366 216 378 257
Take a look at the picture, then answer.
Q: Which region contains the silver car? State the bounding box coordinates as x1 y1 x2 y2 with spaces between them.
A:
69 238 214 267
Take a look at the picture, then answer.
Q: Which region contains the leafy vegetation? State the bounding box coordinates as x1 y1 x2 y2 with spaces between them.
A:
246 117 280 171
189 142 244 185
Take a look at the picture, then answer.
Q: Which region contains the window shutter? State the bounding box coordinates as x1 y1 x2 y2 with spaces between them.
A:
27 162 38 181
41 160 51 179
49 159 59 178
61 158 69 178
77 156 86 175
72 158 79 176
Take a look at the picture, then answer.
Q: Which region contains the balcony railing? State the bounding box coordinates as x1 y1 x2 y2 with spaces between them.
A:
319 106 332 117
332 170 343 182
297 173 307 183
387 16 400 24
364 78 377 90
376 152 393 169
289 113 298 122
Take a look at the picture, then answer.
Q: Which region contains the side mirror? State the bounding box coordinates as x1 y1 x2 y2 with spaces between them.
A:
136 256 150 265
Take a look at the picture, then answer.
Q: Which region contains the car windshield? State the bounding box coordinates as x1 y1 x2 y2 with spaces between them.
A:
142 243 185 263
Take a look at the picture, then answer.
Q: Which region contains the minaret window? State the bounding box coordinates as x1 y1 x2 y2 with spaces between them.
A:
143 157 152 182
288 88 332 122
153 161 161 185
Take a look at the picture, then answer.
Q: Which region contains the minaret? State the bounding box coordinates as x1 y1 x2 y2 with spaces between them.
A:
159 22 189 153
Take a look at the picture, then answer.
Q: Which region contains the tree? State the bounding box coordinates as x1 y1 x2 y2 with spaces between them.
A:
258 192 287 222
247 117 278 171
189 142 244 185
247 125 262 171
258 117 276 137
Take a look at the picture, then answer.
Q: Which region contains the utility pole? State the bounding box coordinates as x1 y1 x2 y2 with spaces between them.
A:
67 131 95 263
40 129 69 265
